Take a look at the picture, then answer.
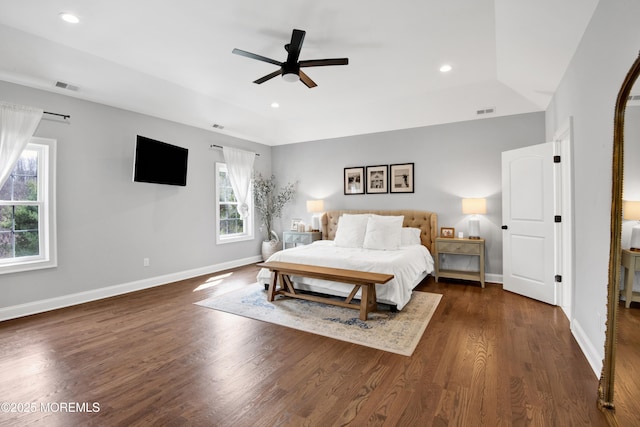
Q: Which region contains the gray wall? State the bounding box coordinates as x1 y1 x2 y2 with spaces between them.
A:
545 0 640 373
271 112 546 279
0 80 270 311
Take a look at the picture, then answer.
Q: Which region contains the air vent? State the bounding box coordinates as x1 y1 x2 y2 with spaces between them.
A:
476 107 496 116
55 81 79 91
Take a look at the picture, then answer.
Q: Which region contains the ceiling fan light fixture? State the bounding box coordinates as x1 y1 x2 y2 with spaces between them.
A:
282 72 300 83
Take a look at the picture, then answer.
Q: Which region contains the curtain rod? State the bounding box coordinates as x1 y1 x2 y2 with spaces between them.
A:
210 144 260 156
44 111 70 120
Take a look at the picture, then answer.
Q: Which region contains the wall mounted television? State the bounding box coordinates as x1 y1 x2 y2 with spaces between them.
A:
133 135 188 186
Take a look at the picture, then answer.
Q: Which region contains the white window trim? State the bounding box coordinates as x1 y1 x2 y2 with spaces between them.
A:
0 137 57 275
215 162 254 244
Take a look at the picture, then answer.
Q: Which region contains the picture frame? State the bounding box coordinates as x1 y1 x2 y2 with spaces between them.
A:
366 165 388 194
440 227 455 238
344 167 365 195
390 163 414 193
290 218 302 231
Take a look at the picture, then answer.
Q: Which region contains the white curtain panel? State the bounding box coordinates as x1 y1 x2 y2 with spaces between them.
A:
222 146 255 218
0 102 44 189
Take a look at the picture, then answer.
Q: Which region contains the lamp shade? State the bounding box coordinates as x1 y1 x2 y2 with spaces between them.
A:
462 198 487 215
306 199 325 213
623 200 640 220
624 200 640 251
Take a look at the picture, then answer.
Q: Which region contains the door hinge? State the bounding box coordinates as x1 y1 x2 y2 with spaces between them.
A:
555 274 562 283
554 155 561 163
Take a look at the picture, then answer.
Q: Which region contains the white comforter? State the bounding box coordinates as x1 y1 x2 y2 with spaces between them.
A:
256 240 434 310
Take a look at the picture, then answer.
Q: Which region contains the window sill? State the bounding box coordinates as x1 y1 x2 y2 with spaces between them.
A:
0 258 57 275
216 234 254 245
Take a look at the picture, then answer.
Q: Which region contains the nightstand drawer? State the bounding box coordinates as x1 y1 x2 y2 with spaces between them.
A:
282 231 322 249
437 241 481 255
284 233 306 244
622 250 640 269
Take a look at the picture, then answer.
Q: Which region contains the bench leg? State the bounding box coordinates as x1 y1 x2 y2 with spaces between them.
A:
359 283 378 321
281 273 296 294
267 271 278 301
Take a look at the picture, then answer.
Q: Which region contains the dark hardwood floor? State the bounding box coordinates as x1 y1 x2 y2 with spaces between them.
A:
613 301 640 427
0 264 608 426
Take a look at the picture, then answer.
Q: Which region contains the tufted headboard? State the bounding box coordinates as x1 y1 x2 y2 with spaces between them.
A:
320 209 438 252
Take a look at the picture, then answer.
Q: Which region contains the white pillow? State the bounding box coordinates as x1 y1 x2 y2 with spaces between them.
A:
334 214 370 248
400 227 422 246
363 215 404 250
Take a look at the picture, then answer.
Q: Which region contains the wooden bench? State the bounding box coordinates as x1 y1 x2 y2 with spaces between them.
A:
256 261 394 321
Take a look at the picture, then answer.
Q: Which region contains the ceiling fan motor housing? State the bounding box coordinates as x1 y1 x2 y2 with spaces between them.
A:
282 62 300 82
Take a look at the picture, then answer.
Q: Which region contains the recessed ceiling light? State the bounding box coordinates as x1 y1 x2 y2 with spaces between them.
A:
59 12 80 24
440 64 452 73
271 102 280 108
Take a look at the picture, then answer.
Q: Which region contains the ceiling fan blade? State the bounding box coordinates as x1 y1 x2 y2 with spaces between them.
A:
299 58 349 67
232 48 282 67
286 29 306 64
253 69 282 84
299 71 317 88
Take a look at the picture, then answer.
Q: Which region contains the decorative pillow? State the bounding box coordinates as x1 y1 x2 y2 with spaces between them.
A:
334 214 371 248
400 227 422 246
363 215 404 250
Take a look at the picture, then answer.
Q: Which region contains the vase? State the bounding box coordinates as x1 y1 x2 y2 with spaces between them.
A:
261 231 282 261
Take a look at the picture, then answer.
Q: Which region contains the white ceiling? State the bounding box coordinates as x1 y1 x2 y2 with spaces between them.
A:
0 0 599 146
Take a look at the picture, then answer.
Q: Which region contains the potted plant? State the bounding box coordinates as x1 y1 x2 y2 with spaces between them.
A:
253 173 295 260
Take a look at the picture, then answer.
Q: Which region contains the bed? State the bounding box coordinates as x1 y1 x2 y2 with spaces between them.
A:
256 209 437 311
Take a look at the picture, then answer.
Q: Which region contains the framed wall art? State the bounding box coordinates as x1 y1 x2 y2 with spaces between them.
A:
366 165 388 194
390 163 414 193
344 167 365 195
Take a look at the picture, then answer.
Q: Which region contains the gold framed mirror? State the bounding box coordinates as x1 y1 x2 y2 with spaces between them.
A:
599 52 640 418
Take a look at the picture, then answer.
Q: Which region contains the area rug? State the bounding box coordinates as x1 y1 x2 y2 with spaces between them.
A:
195 283 442 356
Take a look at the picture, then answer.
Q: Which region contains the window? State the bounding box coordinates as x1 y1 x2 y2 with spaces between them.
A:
0 137 56 274
215 162 253 244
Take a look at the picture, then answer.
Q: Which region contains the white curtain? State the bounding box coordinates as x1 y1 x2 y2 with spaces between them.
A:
0 102 44 189
222 146 255 218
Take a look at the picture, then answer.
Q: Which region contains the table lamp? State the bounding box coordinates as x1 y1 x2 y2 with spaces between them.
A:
306 199 324 232
624 200 640 251
462 198 487 240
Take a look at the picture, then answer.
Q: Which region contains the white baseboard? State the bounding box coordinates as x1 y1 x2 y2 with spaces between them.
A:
571 318 603 378
0 255 262 322
486 273 503 284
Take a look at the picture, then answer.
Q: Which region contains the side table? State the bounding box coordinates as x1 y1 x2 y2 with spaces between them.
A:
282 231 322 249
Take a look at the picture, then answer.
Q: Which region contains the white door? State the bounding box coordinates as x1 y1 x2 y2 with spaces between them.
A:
502 142 558 305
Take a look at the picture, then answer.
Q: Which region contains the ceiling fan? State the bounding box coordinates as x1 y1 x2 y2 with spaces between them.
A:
232 29 349 88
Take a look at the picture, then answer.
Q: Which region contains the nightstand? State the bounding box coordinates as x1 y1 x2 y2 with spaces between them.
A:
621 249 640 308
434 237 485 287
282 231 322 249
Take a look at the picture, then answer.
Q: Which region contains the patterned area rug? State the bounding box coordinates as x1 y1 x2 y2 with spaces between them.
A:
195 283 442 356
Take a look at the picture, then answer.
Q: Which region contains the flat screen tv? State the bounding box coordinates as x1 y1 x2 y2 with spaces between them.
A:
133 135 188 186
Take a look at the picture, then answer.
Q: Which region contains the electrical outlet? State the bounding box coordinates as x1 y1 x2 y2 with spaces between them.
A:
143 258 150 267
